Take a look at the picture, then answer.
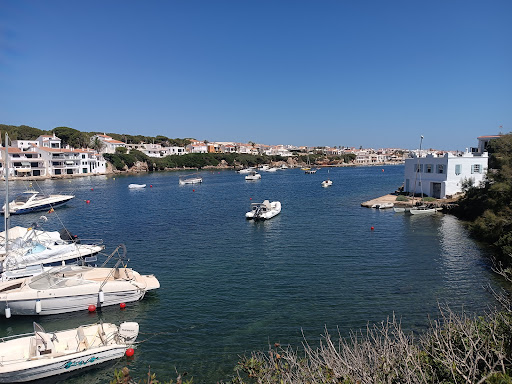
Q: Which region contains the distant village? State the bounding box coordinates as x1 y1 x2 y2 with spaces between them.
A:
0 132 500 201
0 132 417 179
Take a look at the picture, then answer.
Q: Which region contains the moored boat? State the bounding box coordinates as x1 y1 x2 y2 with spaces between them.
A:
179 176 203 185
245 171 261 181
0 258 160 317
128 184 146 189
0 321 139 382
1 191 74 215
246 200 281 220
321 179 333 188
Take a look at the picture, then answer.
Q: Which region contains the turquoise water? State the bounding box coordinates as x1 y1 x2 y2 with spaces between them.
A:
0 166 504 383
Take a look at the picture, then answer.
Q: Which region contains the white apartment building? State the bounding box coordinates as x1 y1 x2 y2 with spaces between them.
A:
37 147 106 176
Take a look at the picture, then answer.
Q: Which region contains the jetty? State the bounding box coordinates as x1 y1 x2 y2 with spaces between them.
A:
361 193 461 211
361 194 403 208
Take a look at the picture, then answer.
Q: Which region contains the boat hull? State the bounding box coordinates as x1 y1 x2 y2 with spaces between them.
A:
5 198 73 215
0 346 127 382
0 290 145 316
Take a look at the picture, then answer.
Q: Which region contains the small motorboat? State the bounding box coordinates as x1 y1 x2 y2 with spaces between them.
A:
371 202 394 209
179 176 203 185
237 168 255 174
1 191 74 215
246 200 281 220
0 321 139 382
0 258 160 317
321 179 333 188
128 184 146 189
305 168 318 174
264 167 278 172
245 171 261 181
408 206 437 215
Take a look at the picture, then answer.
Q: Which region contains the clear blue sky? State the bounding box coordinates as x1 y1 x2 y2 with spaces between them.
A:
1 1 510 150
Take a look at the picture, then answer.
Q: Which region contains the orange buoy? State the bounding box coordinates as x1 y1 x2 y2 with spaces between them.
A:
125 348 135 357
120 302 126 309
371 226 375 231
88 304 96 312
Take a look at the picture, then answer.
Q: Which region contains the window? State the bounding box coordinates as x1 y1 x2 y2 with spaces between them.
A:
455 164 461 175
437 164 444 174
426 164 433 173
472 164 481 174
414 164 424 172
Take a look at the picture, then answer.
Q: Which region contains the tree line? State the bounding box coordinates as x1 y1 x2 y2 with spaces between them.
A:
0 124 191 149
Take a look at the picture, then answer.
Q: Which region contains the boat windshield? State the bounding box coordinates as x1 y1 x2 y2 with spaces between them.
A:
28 267 94 290
13 192 37 203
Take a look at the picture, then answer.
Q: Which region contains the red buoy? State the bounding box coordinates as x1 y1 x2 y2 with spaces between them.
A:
371 226 375 231
125 348 135 357
192 189 195 192
120 302 126 309
250 198 252 200
88 304 96 312
150 185 153 188
86 200 90 204
91 188 94 191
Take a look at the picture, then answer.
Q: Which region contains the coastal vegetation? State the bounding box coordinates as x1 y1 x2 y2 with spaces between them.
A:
454 134 512 270
0 124 191 149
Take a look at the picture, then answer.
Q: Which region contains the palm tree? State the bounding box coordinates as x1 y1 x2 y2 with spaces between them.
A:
90 137 106 153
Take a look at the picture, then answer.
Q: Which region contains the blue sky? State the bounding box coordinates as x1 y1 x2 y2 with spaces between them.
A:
1 1 510 150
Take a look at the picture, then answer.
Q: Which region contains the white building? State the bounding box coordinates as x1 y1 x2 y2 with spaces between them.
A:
403 137 492 199
91 134 126 154
36 147 106 176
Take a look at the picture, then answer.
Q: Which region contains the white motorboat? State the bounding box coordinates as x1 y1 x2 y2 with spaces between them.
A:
0 225 104 281
1 191 74 215
245 171 261 181
393 206 410 213
246 200 281 220
371 202 394 209
128 184 146 189
264 167 278 172
237 168 255 174
179 176 203 185
409 206 437 215
280 164 288 169
305 168 318 174
321 179 333 188
0 321 139 382
0 259 160 317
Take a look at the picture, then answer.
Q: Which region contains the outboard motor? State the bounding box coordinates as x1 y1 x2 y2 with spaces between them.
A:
59 229 80 243
118 322 139 343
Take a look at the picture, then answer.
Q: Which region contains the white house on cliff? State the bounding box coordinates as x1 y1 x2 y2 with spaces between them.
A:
403 136 499 199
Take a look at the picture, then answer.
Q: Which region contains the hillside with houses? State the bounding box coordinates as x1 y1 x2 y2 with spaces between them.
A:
0 125 408 179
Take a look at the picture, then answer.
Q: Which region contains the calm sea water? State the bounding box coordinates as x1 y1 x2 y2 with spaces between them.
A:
0 165 505 383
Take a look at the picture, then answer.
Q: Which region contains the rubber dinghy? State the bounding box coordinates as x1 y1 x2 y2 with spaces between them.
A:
246 200 281 220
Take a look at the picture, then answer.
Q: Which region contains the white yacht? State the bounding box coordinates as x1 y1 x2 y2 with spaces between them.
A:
128 184 146 189
246 200 281 220
0 321 139 382
2 191 74 215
